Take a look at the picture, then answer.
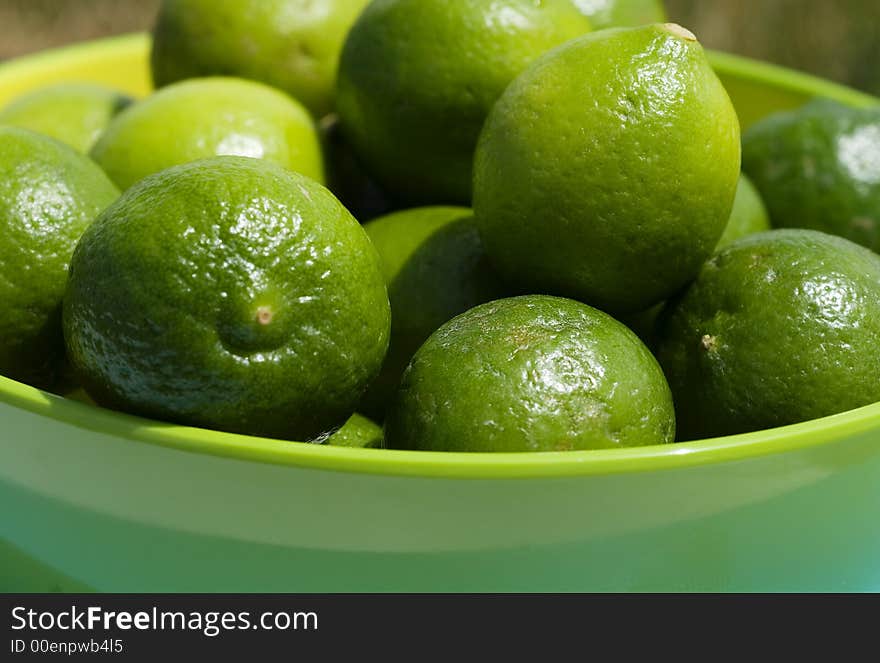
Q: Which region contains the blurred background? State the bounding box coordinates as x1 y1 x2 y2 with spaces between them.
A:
0 0 878 94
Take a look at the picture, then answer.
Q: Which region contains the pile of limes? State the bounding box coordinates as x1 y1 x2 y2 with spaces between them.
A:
1 0 878 452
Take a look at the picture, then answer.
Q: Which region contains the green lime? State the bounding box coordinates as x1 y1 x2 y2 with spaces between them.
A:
336 0 592 205
90 77 323 191
0 127 119 390
572 0 666 28
0 83 133 153
473 24 741 314
360 206 509 419
717 173 771 249
65 387 97 406
655 229 880 441
385 295 675 452
151 0 370 117
327 413 383 448
742 99 880 252
63 156 390 441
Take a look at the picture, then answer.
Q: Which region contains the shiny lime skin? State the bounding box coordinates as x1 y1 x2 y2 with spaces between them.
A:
63 156 390 441
742 100 880 252
572 0 666 28
717 173 771 249
90 77 323 191
385 295 675 452
336 0 592 205
151 0 370 117
0 83 133 153
0 128 119 390
327 413 383 448
474 24 741 314
360 207 509 419
655 229 880 441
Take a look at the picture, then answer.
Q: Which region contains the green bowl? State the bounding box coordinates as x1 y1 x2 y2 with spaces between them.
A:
2 34 879 592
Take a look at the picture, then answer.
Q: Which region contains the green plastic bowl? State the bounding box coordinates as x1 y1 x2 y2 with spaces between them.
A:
2 34 879 592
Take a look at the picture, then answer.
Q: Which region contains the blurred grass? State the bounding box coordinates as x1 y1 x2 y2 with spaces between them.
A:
0 0 159 58
667 0 880 96
0 0 878 95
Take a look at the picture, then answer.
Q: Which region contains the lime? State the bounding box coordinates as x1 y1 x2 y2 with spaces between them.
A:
572 0 666 29
336 0 592 204
63 156 390 441
742 99 880 252
327 413 383 448
65 387 96 406
655 229 880 441
360 206 509 419
0 83 133 153
385 295 675 452
717 173 771 249
0 127 119 390
151 0 370 117
90 77 323 191
473 24 741 314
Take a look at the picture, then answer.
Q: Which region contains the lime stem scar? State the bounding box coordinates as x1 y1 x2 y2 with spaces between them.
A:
256 306 274 325
664 23 697 42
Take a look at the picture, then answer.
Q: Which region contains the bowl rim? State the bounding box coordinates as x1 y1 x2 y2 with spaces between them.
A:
5 374 880 479
1 33 879 480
